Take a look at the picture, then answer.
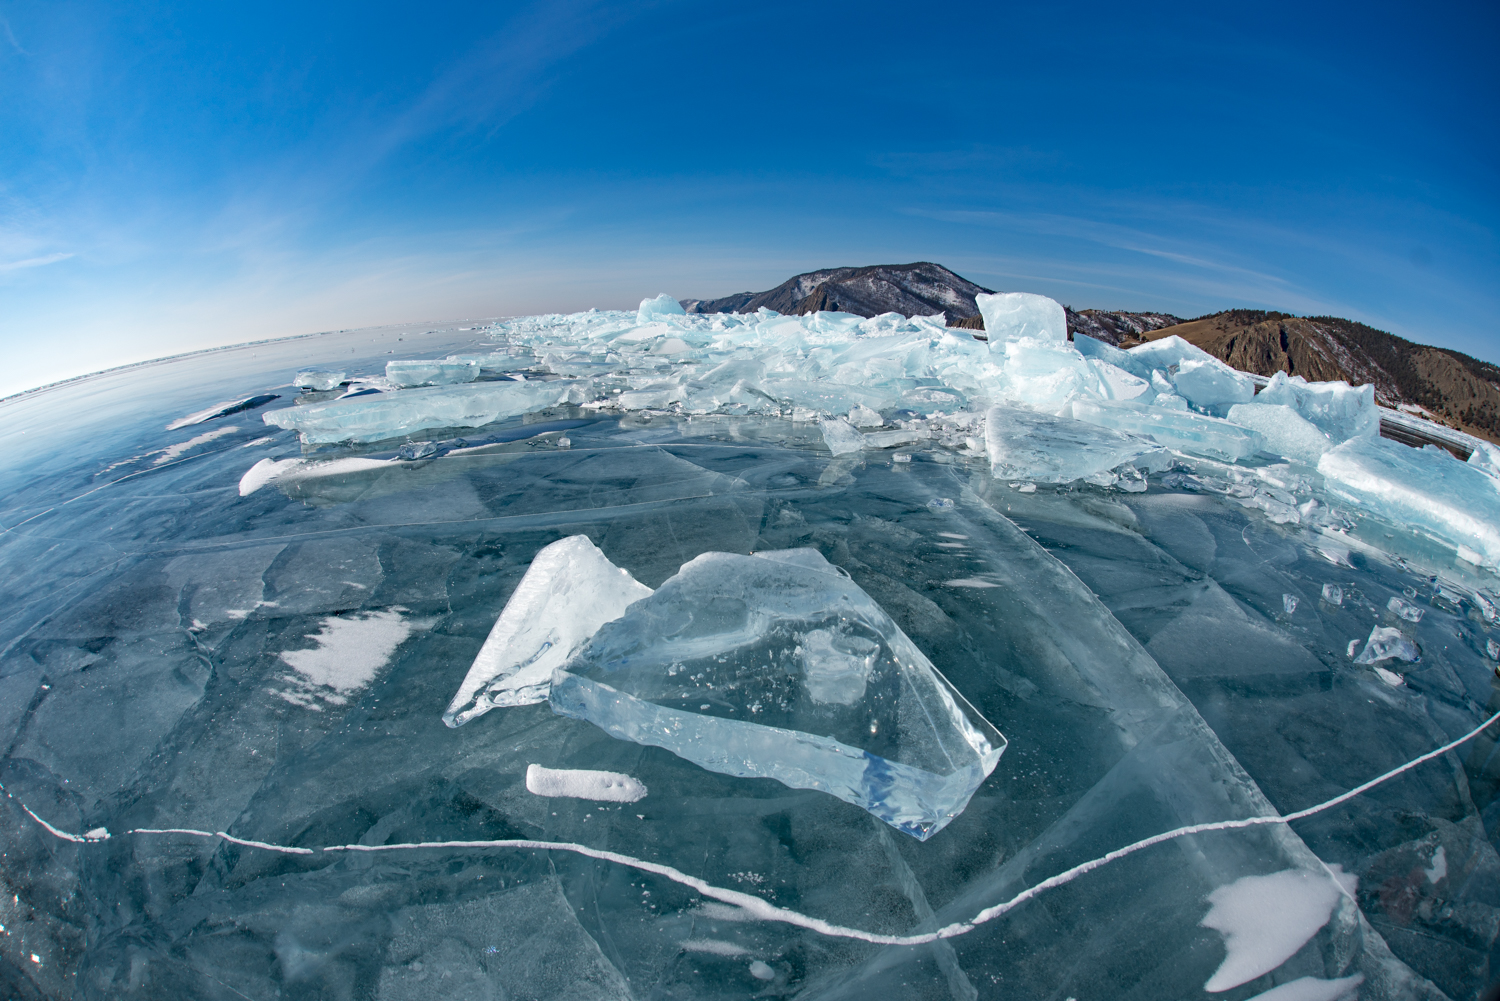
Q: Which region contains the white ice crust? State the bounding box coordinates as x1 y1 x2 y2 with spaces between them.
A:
1200 867 1352 991
443 535 653 727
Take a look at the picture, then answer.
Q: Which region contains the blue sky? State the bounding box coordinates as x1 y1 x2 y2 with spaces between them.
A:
2 0 1496 395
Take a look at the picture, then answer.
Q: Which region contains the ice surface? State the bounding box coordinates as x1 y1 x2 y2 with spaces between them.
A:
1257 372 1378 442
263 379 574 443
985 404 1167 484
1319 434 1500 568
1227 402 1333 464
444 535 653 726
1068 396 1264 461
293 368 345 391
524 763 648 802
1354 626 1420 665
549 548 1005 839
385 359 480 386
975 291 1066 344
1201 867 1349 991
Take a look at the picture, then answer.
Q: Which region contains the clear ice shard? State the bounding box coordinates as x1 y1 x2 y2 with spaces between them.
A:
293 368 345 391
444 536 653 726
819 417 865 455
385 359 479 386
1256 372 1379 442
1354 626 1420 665
985 404 1167 484
548 548 1005 840
1318 434 1500 569
637 292 686 322
1226 402 1333 464
263 379 574 443
975 291 1067 344
1067 396 1264 462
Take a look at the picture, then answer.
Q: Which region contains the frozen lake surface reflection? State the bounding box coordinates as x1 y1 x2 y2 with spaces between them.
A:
1 316 1499 1000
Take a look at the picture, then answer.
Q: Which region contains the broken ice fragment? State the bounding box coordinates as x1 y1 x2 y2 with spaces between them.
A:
848 404 883 427
263 379 574 444
985 404 1167 485
1068 397 1263 463
1226 403 1332 465
1375 667 1404 687
1256 372 1378 442
524 764 647 803
818 418 864 456
444 536 653 726
1321 584 1343 606
1386 596 1425 623
1282 594 1298 615
548 548 1006 840
386 359 480 387
167 394 279 431
637 293 686 323
975 291 1066 344
1353 626 1419 665
1487 640 1499 660
294 369 345 391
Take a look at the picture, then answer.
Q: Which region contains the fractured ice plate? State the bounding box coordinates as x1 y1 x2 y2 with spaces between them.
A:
548 548 1006 840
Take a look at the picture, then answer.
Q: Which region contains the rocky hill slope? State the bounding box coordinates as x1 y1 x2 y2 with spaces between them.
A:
1131 311 1500 443
683 262 994 323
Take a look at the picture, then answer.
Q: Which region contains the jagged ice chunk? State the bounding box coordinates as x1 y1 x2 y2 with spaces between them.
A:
548 548 1006 840
975 291 1066 344
1226 402 1333 464
386 359 480 387
444 536 653 726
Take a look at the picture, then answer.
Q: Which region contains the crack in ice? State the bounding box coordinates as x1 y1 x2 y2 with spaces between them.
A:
6 710 1498 946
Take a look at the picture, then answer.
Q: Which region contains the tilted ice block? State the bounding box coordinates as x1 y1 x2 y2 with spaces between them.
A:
986 405 1167 484
385 359 480 387
1086 358 1152 401
262 379 574 444
293 369 345 391
1068 397 1264 462
1354 626 1419 665
637 293 686 324
994 339 1095 412
1257 372 1378 442
1226 402 1333 464
819 418 864 456
1125 334 1221 374
1467 441 1500 482
444 536 653 726
975 292 1066 345
1171 357 1255 409
1318 435 1500 568
1073 333 1153 381
548 549 1005 840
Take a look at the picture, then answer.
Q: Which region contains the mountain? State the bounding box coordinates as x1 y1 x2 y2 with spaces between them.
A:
684 263 994 323
1129 311 1500 444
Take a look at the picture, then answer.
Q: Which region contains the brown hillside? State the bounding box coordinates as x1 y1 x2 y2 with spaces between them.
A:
1132 311 1500 445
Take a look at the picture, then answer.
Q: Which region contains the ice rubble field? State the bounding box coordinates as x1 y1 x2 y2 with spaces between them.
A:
2 296 1500 1000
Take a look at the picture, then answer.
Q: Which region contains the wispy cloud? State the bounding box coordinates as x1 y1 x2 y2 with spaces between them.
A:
0 252 73 273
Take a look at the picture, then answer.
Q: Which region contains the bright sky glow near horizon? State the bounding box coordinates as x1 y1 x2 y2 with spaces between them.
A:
1 0 1496 397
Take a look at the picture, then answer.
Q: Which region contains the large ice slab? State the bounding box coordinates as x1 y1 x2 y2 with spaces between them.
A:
975 292 1066 344
1126 336 1255 410
1226 402 1333 464
1318 434 1500 568
1257 372 1378 442
637 293 686 323
986 404 1167 484
444 535 653 726
262 379 574 443
1068 396 1264 462
385 359 479 387
548 548 1006 839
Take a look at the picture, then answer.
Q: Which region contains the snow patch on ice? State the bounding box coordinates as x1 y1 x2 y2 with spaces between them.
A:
1201 867 1351 992
679 939 748 957
525 763 648 802
274 608 414 709
1241 976 1363 1001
